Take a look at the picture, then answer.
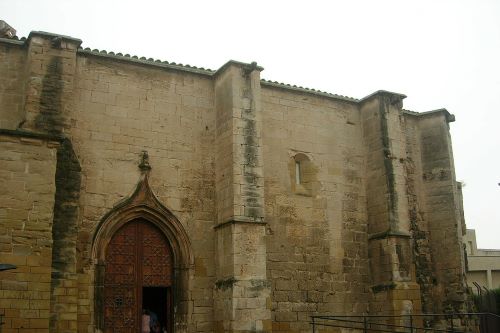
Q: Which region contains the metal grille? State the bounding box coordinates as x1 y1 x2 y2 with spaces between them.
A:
311 313 500 333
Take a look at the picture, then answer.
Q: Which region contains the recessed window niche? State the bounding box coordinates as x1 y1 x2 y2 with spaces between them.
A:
290 153 317 196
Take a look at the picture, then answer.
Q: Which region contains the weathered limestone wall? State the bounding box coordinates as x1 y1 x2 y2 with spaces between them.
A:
0 132 59 333
70 52 217 333
11 32 84 333
360 92 422 325
21 33 81 135
0 40 26 129
0 28 472 333
49 138 82 333
402 114 435 315
416 113 469 314
261 86 369 333
213 62 271 333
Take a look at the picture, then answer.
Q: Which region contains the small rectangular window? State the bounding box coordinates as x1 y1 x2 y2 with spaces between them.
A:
295 161 301 185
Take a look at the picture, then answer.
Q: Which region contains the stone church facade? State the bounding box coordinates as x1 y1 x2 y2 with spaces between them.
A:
0 26 470 333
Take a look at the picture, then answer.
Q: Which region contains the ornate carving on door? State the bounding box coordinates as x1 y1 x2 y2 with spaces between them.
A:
104 220 173 333
104 222 137 332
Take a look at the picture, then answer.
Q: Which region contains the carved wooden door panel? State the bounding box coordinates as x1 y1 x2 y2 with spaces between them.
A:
142 222 173 287
104 220 173 333
104 222 138 333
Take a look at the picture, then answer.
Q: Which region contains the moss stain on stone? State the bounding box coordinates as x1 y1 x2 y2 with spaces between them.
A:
49 140 81 329
36 56 64 134
242 83 261 219
379 95 398 231
215 277 237 290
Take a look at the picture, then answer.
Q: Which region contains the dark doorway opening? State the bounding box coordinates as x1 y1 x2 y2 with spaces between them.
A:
143 286 171 332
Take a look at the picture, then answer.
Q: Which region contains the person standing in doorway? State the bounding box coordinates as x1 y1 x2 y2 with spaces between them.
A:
151 321 162 333
149 310 159 330
142 309 151 333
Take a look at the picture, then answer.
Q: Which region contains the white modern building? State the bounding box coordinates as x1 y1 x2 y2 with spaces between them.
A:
464 229 500 292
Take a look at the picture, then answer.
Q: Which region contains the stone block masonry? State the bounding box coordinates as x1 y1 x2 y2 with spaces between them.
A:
261 86 370 332
214 62 271 333
359 91 421 319
0 27 471 333
0 130 60 333
0 41 26 130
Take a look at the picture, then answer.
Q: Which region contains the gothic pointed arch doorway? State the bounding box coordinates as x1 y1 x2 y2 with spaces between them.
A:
104 219 173 333
92 160 193 333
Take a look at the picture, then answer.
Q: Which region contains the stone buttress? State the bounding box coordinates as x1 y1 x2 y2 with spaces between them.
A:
360 91 423 321
213 61 272 333
360 91 469 326
0 31 82 333
23 31 83 333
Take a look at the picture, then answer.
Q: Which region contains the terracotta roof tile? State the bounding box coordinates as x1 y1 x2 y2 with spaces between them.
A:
260 79 358 103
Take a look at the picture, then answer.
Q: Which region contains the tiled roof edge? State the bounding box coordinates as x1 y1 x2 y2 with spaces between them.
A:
77 48 215 77
1 36 445 114
213 60 264 77
28 31 82 47
0 36 26 46
260 79 359 103
359 90 407 103
403 108 455 122
402 109 419 115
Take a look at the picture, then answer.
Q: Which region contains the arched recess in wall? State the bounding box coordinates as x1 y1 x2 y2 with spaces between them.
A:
290 152 317 196
91 162 193 333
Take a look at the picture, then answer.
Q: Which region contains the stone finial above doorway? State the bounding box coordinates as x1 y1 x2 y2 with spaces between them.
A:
139 150 151 173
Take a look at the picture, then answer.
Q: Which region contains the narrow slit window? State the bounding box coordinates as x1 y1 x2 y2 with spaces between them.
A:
295 161 301 185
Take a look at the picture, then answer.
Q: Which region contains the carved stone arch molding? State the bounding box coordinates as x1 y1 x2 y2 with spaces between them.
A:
91 154 193 333
91 174 194 267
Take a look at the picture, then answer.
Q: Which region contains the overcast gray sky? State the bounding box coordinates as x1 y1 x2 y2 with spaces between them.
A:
1 0 499 248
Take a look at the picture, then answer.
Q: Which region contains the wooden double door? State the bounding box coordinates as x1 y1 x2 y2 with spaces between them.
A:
104 219 173 333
